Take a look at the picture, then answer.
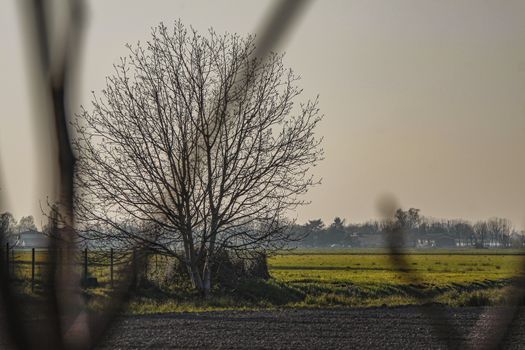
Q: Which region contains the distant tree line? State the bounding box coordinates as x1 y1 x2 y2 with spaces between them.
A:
0 213 38 236
2 209 522 250
289 208 525 249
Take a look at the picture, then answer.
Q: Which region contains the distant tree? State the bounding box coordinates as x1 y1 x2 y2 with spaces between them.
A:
305 219 325 232
473 221 488 248
17 215 37 232
326 217 347 245
486 218 512 248
510 230 525 248
451 221 475 247
355 221 381 235
0 212 17 236
406 208 421 230
1 213 18 243
394 208 420 232
330 217 345 231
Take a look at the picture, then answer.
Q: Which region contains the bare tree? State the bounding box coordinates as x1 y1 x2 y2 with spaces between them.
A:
73 21 323 296
0 212 17 236
486 217 512 248
473 221 488 248
17 215 37 232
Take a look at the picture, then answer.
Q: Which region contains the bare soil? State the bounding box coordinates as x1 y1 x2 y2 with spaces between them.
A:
94 306 525 349
3 306 525 349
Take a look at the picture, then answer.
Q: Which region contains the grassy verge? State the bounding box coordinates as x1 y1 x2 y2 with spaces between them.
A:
124 279 524 314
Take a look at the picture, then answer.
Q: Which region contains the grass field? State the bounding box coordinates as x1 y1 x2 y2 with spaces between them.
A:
8 249 525 313
267 251 525 308
128 249 525 313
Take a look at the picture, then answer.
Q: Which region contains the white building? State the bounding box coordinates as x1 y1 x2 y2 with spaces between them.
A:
10 230 49 249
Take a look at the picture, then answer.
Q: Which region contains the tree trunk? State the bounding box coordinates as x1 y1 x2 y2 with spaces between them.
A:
202 266 212 298
193 272 205 293
201 222 217 298
187 262 204 293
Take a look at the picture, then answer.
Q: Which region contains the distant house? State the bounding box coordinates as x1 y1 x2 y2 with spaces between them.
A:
416 238 434 248
10 230 49 249
416 233 457 248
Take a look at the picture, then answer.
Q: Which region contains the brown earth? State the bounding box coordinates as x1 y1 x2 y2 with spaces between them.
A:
96 306 525 349
3 306 525 349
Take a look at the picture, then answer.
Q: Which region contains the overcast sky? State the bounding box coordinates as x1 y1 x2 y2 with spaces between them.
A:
1 0 525 228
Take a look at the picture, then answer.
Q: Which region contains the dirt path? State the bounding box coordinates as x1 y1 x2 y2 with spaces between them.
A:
94 306 525 349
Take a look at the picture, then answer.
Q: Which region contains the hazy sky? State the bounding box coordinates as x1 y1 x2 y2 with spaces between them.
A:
1 0 525 228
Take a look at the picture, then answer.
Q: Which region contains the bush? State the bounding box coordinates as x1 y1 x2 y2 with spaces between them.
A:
213 251 270 289
147 250 271 292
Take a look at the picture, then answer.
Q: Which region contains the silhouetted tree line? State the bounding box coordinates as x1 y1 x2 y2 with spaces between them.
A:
289 208 525 248
0 213 38 236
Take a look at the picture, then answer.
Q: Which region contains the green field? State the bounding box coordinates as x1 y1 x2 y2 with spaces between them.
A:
8 249 525 312
267 251 525 308
128 250 525 313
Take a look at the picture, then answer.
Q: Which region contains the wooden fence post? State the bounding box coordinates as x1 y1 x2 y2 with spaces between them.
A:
110 248 114 288
11 248 14 276
31 248 35 293
5 243 9 280
132 249 137 287
83 248 88 281
56 248 60 276
144 251 148 281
